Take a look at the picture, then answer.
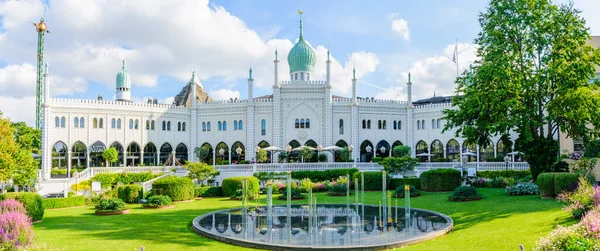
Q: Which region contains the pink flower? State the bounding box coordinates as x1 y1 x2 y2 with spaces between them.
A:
0 199 26 215
0 211 34 248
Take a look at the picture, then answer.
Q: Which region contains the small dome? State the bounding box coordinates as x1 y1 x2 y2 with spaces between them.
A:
287 17 316 73
116 60 131 89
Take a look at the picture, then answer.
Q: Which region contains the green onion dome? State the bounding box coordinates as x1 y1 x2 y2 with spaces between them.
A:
287 17 316 73
116 60 131 89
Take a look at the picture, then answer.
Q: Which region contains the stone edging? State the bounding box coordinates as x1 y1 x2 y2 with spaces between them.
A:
95 209 131 215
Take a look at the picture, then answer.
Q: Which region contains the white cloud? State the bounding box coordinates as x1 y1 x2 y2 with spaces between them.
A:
209 89 240 101
0 96 35 126
375 86 405 100
391 19 410 40
163 96 175 105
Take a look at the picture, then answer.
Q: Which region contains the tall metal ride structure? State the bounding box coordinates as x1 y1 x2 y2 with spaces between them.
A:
33 18 48 129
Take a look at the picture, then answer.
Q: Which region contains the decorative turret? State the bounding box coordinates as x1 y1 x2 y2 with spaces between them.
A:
115 60 131 102
287 11 316 81
248 67 254 101
407 69 413 107
352 66 357 105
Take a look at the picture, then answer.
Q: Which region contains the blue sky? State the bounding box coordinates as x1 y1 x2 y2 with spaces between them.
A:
0 0 597 126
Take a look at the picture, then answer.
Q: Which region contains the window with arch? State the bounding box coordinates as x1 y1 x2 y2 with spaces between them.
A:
117 118 121 129
307 73 310 80
162 121 166 131
99 118 103 128
202 122 206 131
261 119 266 135
218 121 222 131
223 121 227 131
398 120 402 130
111 118 116 129
432 119 435 129
177 122 181 131
295 73 298 80
234 120 238 130
362 120 366 129
417 120 421 130
367 120 371 129
207 122 211 131
238 120 243 130
146 120 150 130
151 120 155 130
128 119 133 129
93 118 98 128
306 118 310 128
421 120 425 129
55 117 60 128
134 119 139 130
74 117 79 128
167 121 171 131
80 117 85 128
383 120 386 129
61 117 66 128
300 119 305 128
437 119 441 129
339 119 344 135
295 119 300 128
182 122 186 132
378 120 382 129
301 72 304 80
393 121 397 130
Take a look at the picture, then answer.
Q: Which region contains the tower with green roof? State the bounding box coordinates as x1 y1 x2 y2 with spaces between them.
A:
116 60 131 102
287 12 316 81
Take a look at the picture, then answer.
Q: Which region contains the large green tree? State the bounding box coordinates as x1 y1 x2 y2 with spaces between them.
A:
11 121 41 154
0 112 38 187
102 147 119 167
444 0 600 180
184 161 220 185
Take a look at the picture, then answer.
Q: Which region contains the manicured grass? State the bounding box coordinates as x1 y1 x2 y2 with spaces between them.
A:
33 188 573 251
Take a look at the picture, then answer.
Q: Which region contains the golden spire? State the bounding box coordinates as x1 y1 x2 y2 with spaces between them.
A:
298 9 304 15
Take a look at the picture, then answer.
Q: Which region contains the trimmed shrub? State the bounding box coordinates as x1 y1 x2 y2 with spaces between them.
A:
389 178 421 190
222 176 260 198
420 169 461 192
117 185 144 203
372 157 383 163
0 192 44 221
152 176 195 201
392 185 421 198
505 182 539 196
92 172 159 188
352 171 391 191
553 173 580 195
42 196 86 209
96 198 127 212
449 186 482 201
292 168 358 182
477 170 531 180
278 188 305 200
194 186 223 197
144 195 173 207
327 184 350 196
537 173 555 197
0 211 34 249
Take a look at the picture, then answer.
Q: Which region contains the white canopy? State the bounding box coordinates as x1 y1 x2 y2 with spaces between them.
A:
261 146 283 151
507 151 524 155
415 153 435 157
322 146 343 151
460 152 477 156
291 146 316 151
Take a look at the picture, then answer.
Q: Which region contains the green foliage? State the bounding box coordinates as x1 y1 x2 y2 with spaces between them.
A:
184 162 219 185
537 173 556 198
0 192 44 221
372 157 383 163
389 178 421 190
194 186 222 197
584 139 600 158
278 188 304 200
420 168 461 192
291 168 358 182
327 184 350 196
221 176 260 198
570 157 598 175
152 176 194 201
449 186 482 201
392 145 411 157
298 178 313 193
91 172 158 188
351 171 391 191
0 116 38 186
253 171 287 186
239 160 250 164
558 176 598 219
553 173 581 196
505 183 539 196
380 156 419 176
101 147 119 166
393 185 421 198
477 170 531 180
300 147 313 162
117 185 143 203
96 198 127 212
42 196 85 209
317 153 327 162
257 149 268 163
10 121 41 154
339 147 350 162
278 151 288 162
443 0 600 182
144 195 173 207
552 161 570 172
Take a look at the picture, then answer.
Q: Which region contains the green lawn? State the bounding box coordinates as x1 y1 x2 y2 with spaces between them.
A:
34 188 573 251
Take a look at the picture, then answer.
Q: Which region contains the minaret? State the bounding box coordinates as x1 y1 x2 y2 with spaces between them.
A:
273 49 280 88
248 67 254 101
115 60 131 102
34 17 49 129
352 67 357 104
41 62 51 180
326 50 331 86
350 66 359 162
407 70 412 106
190 71 197 106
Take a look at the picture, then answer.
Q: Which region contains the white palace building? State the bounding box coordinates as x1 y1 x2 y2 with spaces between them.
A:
39 17 523 181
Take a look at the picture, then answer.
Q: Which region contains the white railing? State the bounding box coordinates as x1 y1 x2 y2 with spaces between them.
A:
88 166 168 175
142 172 175 192
416 162 529 171
214 163 383 173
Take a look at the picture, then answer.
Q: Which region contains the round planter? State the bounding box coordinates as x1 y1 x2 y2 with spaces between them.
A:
95 209 130 215
142 205 175 209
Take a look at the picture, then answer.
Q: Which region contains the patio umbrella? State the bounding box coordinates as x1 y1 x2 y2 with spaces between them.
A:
459 152 477 156
416 152 435 162
507 151 523 155
261 146 283 151
322 146 343 151
291 146 316 151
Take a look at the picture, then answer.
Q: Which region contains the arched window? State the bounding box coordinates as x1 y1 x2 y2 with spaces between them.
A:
135 119 139 129
261 119 266 135
378 120 382 129
117 119 121 129
151 120 155 130
146 120 150 130
223 121 227 131
167 121 171 131
99 118 103 128
238 120 243 130
339 119 344 135
393 121 397 130
295 73 298 80
398 120 402 130
417 120 421 130
362 120 366 129
437 119 441 129
93 118 98 128
177 122 181 131
306 118 310 128
202 122 206 131
234 120 238 130
422 120 426 129
301 72 304 80
55 117 60 127
295 119 300 128
182 122 186 132
367 120 371 129
74 117 79 128
162 121 166 131
80 117 85 128
129 119 133 129
218 121 222 131
61 116 66 127
300 119 305 128
111 118 116 129
432 119 436 129
383 120 386 129
207 122 211 131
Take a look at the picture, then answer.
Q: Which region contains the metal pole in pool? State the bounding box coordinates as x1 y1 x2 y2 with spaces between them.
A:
382 171 387 228
266 181 273 243
354 178 359 216
346 174 350 209
361 171 365 220
405 184 411 233
242 179 247 239
287 171 292 244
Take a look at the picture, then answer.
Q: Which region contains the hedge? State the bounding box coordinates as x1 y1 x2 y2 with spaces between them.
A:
389 178 421 190
537 172 586 198
420 168 461 192
0 192 44 221
117 184 144 203
222 176 260 197
152 176 194 201
477 170 531 180
351 171 391 191
194 186 223 197
292 168 358 182
537 173 554 197
92 172 160 188
42 196 86 209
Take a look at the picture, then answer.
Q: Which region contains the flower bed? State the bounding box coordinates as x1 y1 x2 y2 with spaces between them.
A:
277 189 305 200
449 186 482 202
95 198 128 215
142 195 174 209
392 185 421 198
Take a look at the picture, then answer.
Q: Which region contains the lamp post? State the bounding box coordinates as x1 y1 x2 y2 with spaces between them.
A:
286 146 292 163
219 148 225 164
72 170 79 194
379 146 386 158
317 145 323 162
255 146 260 163
236 147 242 164
366 145 372 162
349 145 354 164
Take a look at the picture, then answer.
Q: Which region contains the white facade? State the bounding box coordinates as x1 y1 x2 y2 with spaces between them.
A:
39 20 518 181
